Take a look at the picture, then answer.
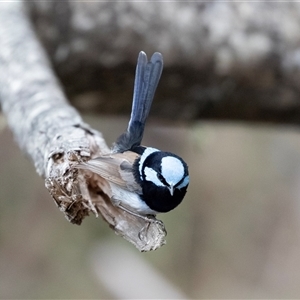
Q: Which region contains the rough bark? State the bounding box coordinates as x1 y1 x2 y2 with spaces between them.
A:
0 2 166 251
25 1 300 125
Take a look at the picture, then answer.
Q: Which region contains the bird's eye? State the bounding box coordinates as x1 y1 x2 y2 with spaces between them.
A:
157 172 168 186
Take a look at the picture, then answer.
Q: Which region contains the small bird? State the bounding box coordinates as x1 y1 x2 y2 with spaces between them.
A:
78 51 189 216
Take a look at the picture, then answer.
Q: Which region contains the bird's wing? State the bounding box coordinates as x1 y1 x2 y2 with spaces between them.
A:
76 151 142 193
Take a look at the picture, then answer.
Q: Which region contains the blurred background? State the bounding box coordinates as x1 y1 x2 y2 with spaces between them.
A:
2 1 300 299
2 114 300 298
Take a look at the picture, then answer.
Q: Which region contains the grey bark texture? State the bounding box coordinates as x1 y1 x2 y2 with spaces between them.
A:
0 2 166 251
26 1 300 125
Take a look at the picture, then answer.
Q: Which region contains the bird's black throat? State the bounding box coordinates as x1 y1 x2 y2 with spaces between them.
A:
141 181 187 213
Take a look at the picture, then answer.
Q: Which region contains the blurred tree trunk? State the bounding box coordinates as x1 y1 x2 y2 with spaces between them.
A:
26 1 300 125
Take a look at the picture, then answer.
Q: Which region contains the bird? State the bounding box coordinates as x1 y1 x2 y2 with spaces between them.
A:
77 51 189 217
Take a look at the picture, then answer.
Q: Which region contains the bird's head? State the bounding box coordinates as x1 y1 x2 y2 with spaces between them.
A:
137 148 189 212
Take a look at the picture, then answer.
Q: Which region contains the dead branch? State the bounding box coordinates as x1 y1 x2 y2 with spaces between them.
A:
0 2 166 251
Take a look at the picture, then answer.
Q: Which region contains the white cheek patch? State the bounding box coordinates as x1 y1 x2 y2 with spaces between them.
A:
144 167 164 187
161 156 185 186
177 175 189 189
139 147 159 179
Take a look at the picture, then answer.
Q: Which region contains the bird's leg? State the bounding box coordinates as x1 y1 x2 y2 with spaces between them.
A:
118 203 157 222
116 203 165 241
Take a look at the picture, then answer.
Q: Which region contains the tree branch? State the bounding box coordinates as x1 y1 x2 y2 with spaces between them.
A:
0 2 166 251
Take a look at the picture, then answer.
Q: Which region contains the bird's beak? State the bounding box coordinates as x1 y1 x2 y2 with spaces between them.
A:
168 184 174 196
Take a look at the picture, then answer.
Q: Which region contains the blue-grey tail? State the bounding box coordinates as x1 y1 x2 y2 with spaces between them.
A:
113 51 163 153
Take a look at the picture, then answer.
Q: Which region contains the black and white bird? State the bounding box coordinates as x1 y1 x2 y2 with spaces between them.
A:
78 51 189 216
